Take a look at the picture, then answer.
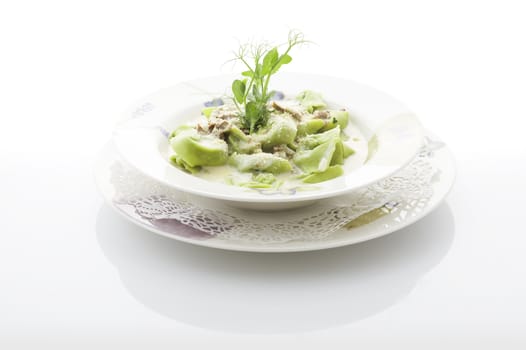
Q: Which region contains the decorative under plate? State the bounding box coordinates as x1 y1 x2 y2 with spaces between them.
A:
94 133 454 252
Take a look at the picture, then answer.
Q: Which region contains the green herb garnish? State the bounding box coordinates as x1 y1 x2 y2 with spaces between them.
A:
231 30 308 133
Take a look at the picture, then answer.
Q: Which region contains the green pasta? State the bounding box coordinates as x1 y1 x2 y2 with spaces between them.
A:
168 90 358 188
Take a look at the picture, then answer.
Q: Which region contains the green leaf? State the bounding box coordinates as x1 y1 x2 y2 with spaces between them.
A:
252 84 260 100
245 101 259 132
241 70 253 78
271 54 292 74
261 47 279 75
254 62 262 77
232 79 246 104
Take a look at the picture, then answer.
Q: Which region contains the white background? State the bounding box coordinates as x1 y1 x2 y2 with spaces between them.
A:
1 0 525 349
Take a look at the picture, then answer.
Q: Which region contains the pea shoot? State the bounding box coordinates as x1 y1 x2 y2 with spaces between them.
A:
231 31 308 133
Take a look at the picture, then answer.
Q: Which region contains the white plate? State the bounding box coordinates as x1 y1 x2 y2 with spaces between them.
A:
112 73 424 210
95 132 455 252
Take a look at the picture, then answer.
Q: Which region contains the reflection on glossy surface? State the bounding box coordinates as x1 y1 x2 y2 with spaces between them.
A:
96 203 455 334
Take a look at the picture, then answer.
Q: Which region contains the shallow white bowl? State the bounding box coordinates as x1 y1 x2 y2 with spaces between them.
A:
113 73 424 210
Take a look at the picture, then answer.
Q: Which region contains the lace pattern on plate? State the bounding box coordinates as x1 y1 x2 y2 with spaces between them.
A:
110 137 442 243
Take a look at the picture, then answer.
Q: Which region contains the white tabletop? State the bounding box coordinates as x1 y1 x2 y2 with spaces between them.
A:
1 1 525 348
